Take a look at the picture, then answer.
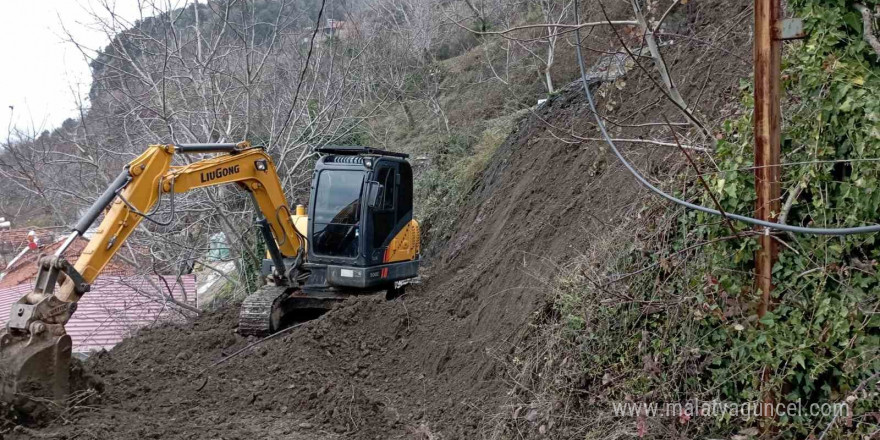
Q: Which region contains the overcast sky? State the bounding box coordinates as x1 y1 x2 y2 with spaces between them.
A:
0 1 147 136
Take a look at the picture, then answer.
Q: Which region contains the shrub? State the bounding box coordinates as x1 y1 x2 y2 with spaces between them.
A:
502 1 879 438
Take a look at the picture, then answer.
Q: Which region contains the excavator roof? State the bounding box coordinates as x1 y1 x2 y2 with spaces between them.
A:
316 146 409 159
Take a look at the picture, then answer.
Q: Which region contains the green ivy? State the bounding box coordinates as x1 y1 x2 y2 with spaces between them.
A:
683 0 880 436
554 1 879 438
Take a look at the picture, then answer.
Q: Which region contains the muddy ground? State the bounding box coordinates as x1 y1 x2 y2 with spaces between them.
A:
2 0 751 437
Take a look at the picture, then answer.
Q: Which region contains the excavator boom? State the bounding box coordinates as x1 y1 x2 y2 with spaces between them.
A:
0 142 304 403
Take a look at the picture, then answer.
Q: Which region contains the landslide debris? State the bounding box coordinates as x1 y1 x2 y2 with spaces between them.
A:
4 0 750 436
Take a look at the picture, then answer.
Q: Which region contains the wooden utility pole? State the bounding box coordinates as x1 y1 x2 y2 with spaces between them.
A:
753 0 781 320
754 0 809 423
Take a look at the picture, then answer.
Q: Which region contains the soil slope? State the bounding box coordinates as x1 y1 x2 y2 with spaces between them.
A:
5 0 751 437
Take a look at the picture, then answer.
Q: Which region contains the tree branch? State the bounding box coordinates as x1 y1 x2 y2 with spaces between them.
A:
854 3 880 60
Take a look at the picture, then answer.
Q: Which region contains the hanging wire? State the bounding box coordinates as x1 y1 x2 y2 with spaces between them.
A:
572 0 880 236
115 178 176 226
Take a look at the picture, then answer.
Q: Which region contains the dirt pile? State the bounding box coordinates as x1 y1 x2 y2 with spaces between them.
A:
4 0 751 437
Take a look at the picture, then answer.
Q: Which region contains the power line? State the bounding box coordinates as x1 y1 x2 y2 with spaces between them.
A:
571 0 880 236
276 0 327 142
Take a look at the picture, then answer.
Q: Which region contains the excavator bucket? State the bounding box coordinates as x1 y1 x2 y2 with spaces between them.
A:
0 254 81 407
0 329 72 405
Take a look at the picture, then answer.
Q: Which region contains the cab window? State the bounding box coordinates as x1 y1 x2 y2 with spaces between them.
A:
371 165 397 247
376 166 396 211
314 170 363 224
313 170 363 258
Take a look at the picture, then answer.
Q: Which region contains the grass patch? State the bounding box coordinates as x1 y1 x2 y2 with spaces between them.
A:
415 111 527 255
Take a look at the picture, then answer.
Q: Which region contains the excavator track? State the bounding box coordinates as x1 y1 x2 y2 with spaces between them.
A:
238 285 290 337
238 285 347 337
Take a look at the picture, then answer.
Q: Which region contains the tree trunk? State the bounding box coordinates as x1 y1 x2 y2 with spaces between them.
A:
401 101 416 129
544 66 554 94
545 42 555 94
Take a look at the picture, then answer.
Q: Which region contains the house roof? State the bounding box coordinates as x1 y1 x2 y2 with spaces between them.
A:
0 227 60 259
0 275 197 354
0 236 136 288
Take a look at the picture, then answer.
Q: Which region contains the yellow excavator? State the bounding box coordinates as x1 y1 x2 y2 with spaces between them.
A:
0 141 420 401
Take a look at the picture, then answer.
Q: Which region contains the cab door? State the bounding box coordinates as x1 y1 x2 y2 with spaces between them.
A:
310 168 365 260
368 161 399 264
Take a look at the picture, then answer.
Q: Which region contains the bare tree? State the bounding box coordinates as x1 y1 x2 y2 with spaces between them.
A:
1 0 382 303
531 0 574 94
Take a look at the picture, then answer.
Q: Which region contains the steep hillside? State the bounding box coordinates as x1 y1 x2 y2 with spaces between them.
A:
1 0 760 436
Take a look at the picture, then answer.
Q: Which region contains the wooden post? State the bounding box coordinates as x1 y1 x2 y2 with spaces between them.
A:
754 0 782 423
754 0 781 319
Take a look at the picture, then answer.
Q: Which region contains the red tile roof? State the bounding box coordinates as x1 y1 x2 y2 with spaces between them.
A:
0 275 197 354
0 237 135 288
0 227 57 247
0 228 60 267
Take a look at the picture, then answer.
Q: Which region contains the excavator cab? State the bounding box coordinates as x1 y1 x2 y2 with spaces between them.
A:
304 146 419 291
243 146 420 335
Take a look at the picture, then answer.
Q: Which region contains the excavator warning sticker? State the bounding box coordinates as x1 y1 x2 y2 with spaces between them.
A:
340 269 354 278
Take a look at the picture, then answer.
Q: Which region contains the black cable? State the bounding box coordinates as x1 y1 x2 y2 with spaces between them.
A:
274 204 308 262
274 203 307 277
276 0 326 138
274 204 293 247
572 0 880 236
116 179 176 226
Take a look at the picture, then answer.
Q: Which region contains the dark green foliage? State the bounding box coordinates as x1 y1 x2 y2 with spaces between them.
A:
693 2 880 434
415 133 478 253
554 1 879 437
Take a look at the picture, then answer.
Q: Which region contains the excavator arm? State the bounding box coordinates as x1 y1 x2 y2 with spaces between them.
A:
0 141 302 402
56 142 303 303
